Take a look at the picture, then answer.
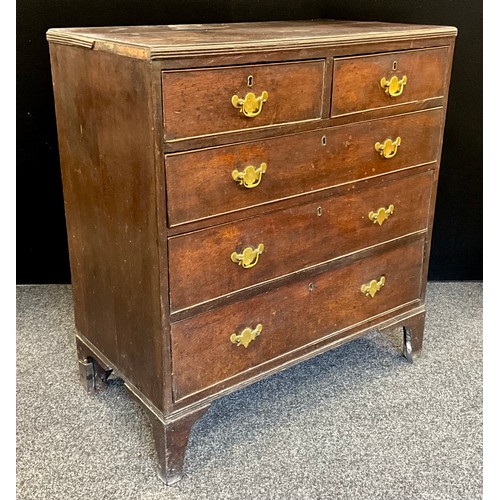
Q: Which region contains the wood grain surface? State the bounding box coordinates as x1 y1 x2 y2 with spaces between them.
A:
162 60 325 140
166 108 443 225
171 238 425 400
49 44 166 411
168 170 433 312
332 46 449 115
46 20 457 60
47 19 456 484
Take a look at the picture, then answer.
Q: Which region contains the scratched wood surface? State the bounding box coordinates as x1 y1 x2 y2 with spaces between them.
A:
49 44 167 412
47 20 457 485
162 60 325 140
46 20 457 59
166 108 443 226
171 238 425 400
168 170 433 312
332 46 450 115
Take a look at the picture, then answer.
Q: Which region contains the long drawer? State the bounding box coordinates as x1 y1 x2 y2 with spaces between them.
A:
168 170 433 311
162 60 325 140
171 238 425 401
166 108 442 226
332 46 449 115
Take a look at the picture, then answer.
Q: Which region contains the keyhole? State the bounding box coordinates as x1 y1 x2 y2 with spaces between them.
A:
392 61 398 71
317 206 322 216
308 282 316 292
321 135 327 146
247 75 254 87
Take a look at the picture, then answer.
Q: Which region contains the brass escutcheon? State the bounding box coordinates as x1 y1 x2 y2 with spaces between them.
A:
231 91 268 117
368 204 395 226
375 137 401 159
361 276 386 298
380 75 407 97
231 243 265 269
232 163 267 189
230 324 263 348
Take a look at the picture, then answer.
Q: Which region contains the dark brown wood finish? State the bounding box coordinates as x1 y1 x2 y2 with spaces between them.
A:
171 238 425 400
140 401 211 485
165 162 436 239
47 20 456 485
49 44 166 411
378 309 426 362
76 336 112 393
166 107 443 225
332 46 449 116
168 170 433 311
163 97 446 153
153 35 456 72
174 304 427 410
46 21 457 59
419 39 456 304
162 60 325 140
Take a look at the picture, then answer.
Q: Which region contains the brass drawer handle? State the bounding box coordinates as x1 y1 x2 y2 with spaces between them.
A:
368 205 395 226
361 276 385 298
375 137 401 159
231 243 264 269
232 163 267 189
380 75 407 97
231 91 268 117
230 324 263 348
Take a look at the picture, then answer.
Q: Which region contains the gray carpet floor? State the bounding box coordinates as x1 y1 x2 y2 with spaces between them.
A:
17 283 482 500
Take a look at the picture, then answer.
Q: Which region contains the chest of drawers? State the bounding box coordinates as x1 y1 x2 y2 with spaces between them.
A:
47 20 456 484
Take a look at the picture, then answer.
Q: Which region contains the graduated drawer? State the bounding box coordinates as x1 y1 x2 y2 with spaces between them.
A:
168 170 433 312
331 47 449 116
162 60 325 141
166 108 442 226
171 238 424 401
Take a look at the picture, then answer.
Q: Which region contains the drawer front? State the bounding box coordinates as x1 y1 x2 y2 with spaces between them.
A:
168 170 433 311
162 60 325 140
171 238 424 401
166 108 442 226
332 47 449 116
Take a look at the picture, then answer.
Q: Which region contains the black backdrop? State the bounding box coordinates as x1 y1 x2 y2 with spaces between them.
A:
16 0 482 284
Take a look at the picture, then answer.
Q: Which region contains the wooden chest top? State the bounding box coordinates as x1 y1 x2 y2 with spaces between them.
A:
46 20 457 59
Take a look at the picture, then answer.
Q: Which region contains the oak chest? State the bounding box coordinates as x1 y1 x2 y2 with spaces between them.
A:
47 20 457 484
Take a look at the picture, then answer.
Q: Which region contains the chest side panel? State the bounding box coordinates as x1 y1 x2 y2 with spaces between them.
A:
49 44 166 411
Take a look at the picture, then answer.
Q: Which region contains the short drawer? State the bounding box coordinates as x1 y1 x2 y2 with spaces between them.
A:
168 170 433 312
166 108 442 226
162 60 325 140
171 238 424 401
331 47 449 116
